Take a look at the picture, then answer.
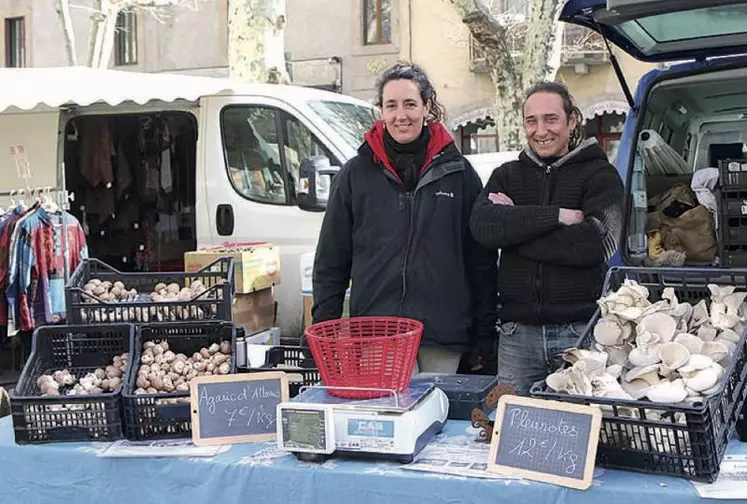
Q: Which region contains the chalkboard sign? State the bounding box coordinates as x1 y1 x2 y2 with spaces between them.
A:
190 372 290 446
487 395 602 490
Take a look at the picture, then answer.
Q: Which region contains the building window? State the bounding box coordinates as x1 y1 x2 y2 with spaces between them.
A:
364 0 391 45
585 113 625 163
460 118 499 155
114 11 137 66
4 17 26 67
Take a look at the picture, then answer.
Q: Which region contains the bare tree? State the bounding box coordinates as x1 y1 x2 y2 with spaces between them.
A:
447 0 565 150
228 0 290 84
57 0 78 66
56 0 201 68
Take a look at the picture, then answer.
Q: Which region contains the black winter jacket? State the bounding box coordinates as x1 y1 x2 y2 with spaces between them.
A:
469 139 624 325
312 121 498 349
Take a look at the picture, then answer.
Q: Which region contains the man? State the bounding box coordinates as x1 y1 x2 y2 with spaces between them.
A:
469 81 625 395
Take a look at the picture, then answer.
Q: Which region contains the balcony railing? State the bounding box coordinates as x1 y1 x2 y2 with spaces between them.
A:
469 24 609 72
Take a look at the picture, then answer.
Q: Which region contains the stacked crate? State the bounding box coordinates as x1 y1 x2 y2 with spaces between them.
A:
718 159 747 266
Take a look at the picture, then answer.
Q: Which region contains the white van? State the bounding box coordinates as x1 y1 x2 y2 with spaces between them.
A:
464 151 521 186
0 67 377 339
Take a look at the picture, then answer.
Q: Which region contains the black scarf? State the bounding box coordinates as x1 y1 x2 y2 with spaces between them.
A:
383 126 430 191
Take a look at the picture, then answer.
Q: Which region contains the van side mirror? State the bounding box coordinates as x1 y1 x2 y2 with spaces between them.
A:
297 155 340 212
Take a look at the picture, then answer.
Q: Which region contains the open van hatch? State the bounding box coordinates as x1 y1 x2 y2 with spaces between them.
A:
561 0 747 268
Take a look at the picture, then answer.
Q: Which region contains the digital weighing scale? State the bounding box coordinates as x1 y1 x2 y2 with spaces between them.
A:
276 382 449 463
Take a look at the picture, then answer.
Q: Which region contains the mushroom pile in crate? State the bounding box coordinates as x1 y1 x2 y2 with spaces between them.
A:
546 280 744 405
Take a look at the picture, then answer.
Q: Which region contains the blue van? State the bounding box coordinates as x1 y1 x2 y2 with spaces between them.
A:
560 1 747 267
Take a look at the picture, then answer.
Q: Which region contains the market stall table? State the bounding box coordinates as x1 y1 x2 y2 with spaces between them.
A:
0 415 744 504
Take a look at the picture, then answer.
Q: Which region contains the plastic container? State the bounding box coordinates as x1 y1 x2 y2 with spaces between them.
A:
304 316 422 399
530 266 747 483
411 374 498 420
627 155 649 256
122 322 236 441
237 345 320 398
65 257 234 325
718 158 747 189
11 324 135 444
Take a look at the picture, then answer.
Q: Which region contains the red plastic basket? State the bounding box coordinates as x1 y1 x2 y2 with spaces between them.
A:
304 316 423 399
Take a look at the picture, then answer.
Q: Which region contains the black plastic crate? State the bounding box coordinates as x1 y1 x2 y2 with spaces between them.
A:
237 345 319 398
411 374 498 420
719 242 747 267
122 322 236 441
719 158 747 189
11 324 135 444
530 266 747 482
721 223 747 244
65 258 234 325
719 194 747 219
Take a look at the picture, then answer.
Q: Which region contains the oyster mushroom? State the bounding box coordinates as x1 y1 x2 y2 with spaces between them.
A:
658 342 690 372
697 325 718 342
678 354 713 375
701 383 722 396
701 341 729 362
591 373 634 401
625 363 661 386
606 364 623 380
562 348 608 367
604 343 633 367
646 379 688 404
628 332 662 367
639 312 677 343
621 378 652 400
593 316 627 346
673 333 704 355
717 328 741 344
683 366 719 392
690 300 710 328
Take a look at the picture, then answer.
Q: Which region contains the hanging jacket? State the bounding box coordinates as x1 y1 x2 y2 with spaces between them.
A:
312 121 498 349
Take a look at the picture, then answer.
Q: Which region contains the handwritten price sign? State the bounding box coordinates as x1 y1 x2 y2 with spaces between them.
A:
487 395 602 490
190 372 289 446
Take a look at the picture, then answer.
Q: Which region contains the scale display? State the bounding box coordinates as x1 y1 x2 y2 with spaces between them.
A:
279 406 334 454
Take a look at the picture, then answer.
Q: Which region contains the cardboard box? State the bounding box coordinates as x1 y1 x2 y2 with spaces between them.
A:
303 294 350 328
185 242 280 294
233 289 276 334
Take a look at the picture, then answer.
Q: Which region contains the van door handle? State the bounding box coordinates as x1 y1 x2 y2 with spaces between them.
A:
216 204 234 236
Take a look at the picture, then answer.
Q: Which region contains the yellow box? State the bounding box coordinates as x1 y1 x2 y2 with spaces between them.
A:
185 242 280 293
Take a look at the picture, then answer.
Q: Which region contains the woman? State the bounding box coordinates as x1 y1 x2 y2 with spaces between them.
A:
311 61 498 374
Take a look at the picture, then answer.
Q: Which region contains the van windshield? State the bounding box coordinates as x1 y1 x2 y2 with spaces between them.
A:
307 100 377 151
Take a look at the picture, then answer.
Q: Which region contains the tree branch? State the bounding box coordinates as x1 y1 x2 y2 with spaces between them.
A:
521 0 563 83
56 0 78 65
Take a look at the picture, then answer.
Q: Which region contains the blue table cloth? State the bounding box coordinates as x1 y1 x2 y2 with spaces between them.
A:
1 415 745 504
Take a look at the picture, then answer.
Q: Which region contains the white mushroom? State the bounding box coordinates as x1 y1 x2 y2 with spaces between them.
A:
678 354 713 375
646 379 688 404
697 325 718 342
701 341 729 363
594 316 626 346
620 379 651 400
629 341 662 367
604 344 633 367
639 312 677 343
673 333 704 354
605 364 623 380
683 367 719 392
625 364 661 386
658 342 691 372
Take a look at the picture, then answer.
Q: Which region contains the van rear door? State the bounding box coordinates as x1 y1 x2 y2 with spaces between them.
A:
560 1 747 62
